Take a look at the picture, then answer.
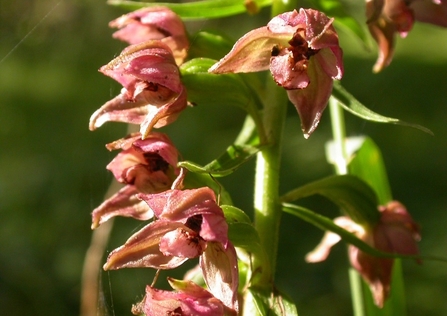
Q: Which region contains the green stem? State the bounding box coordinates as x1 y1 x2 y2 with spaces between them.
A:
329 97 348 175
329 97 366 316
253 80 287 285
251 0 298 287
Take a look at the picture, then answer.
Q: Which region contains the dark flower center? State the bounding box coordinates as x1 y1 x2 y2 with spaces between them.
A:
143 152 170 172
167 307 183 316
185 215 203 233
288 29 319 61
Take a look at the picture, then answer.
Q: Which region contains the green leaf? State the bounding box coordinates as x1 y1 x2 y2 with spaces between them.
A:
347 136 393 205
181 172 233 205
107 0 273 20
279 204 384 261
281 175 380 226
249 286 299 316
283 203 447 263
181 58 265 134
332 81 433 135
228 222 261 249
222 205 252 224
179 144 259 177
187 31 235 60
222 206 260 250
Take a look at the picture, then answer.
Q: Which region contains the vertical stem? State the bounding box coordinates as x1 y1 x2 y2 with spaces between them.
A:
253 80 288 284
252 0 298 288
329 97 348 175
329 97 365 316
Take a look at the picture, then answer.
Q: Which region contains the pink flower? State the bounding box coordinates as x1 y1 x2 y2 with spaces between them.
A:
103 188 229 270
367 0 447 72
209 8 343 138
109 6 189 65
103 188 239 311
131 278 237 316
91 132 180 229
89 41 187 139
306 201 420 307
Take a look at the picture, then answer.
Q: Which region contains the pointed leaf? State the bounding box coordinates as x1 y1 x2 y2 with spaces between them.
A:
221 205 252 224
221 206 261 253
179 144 259 177
281 174 380 225
107 0 273 20
282 203 447 263
281 203 390 259
332 81 432 134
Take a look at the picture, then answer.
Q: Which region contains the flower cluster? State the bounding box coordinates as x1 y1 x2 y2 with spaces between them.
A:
89 7 238 315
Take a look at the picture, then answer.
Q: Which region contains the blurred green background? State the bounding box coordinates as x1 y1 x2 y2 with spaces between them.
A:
1 1 446 315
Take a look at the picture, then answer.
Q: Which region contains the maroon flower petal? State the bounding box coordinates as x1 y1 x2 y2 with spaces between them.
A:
287 58 333 138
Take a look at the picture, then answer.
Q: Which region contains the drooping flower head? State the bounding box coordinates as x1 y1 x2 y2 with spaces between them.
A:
306 201 420 307
367 0 447 72
89 41 187 139
109 6 189 65
91 132 180 229
210 8 343 138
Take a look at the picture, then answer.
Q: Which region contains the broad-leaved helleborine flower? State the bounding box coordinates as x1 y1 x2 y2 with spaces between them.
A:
103 188 229 271
132 278 237 316
367 0 447 72
209 8 343 138
109 6 189 65
89 41 187 139
91 132 180 229
306 201 420 307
